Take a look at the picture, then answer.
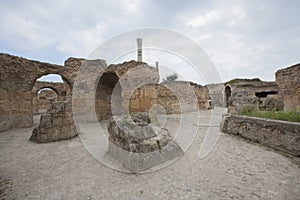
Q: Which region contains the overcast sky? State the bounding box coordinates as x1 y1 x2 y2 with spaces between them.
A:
1 0 299 83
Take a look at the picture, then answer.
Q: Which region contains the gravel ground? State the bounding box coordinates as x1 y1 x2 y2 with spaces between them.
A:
0 107 299 200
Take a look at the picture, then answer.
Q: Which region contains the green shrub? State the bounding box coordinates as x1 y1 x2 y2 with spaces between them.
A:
239 104 257 116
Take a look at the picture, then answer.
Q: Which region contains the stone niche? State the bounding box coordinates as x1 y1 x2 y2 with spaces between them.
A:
95 60 160 121
107 112 183 173
276 63 300 112
30 101 77 143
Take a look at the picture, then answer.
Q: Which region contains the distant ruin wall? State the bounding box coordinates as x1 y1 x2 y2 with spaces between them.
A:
32 81 70 114
221 114 300 156
226 81 281 114
129 81 210 114
207 83 225 107
276 64 300 112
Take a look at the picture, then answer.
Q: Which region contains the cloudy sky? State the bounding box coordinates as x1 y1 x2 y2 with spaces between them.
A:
1 0 299 83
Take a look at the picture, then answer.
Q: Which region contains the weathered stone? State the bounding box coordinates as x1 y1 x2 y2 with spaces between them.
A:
129 81 210 114
0 53 80 131
108 115 169 152
30 101 77 143
225 79 281 113
130 112 151 125
107 114 183 172
221 114 300 156
276 64 300 112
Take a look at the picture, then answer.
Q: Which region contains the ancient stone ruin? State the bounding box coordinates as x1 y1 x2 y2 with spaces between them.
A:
0 37 299 173
276 63 300 112
30 101 77 143
108 112 183 172
224 78 281 113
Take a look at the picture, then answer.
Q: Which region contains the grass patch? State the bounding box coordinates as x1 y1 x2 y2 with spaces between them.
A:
239 105 300 122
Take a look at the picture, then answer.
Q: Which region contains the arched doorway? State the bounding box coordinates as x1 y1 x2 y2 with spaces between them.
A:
95 72 123 121
225 86 231 107
31 73 71 119
37 88 58 114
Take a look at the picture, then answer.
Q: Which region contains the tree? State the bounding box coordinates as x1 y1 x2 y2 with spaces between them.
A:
165 73 178 82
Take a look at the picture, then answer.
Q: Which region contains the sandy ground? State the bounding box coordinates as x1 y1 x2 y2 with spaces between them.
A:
0 107 299 200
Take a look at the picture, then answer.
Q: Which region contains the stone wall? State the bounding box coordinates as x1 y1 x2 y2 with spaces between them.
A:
221 114 300 156
36 89 58 113
129 83 180 114
0 53 79 132
226 79 281 114
30 101 77 143
207 83 225 107
129 81 210 114
95 61 159 120
275 63 300 112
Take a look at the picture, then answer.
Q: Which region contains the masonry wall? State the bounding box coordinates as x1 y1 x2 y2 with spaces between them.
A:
276 64 300 112
0 54 79 132
129 81 210 114
226 80 281 114
221 114 300 156
207 83 225 107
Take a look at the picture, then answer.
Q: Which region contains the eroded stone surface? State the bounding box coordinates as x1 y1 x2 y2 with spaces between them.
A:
30 101 77 143
221 114 300 156
108 113 171 153
107 112 183 172
276 63 300 112
225 79 281 113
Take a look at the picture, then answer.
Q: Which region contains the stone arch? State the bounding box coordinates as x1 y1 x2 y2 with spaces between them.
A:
31 74 71 115
95 71 123 121
224 85 232 107
31 74 71 95
36 88 59 114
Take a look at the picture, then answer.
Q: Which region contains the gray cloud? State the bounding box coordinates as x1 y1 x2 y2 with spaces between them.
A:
0 0 299 83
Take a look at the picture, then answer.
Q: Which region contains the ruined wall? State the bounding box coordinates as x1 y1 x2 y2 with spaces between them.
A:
207 83 225 107
226 79 281 114
0 53 79 132
129 81 210 114
221 114 300 156
95 61 160 120
191 82 210 110
32 81 70 114
276 64 300 112
30 101 77 143
129 83 180 114
36 89 58 113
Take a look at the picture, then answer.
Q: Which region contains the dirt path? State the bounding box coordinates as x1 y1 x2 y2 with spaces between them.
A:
0 108 299 199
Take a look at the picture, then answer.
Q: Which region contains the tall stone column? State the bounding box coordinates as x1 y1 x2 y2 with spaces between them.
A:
136 38 143 62
155 61 159 71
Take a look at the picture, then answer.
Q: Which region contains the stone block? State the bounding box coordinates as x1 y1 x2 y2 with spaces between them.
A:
40 114 52 128
52 116 63 127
